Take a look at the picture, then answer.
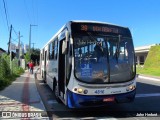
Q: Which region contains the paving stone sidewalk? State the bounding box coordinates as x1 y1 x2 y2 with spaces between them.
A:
0 67 49 119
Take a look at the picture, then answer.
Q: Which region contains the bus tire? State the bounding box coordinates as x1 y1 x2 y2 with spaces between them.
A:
43 71 46 83
53 81 62 103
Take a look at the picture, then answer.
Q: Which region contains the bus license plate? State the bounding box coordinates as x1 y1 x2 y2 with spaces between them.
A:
103 97 115 102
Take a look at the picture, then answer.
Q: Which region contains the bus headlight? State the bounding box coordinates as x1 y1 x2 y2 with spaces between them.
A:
126 85 136 91
78 88 83 93
73 87 88 94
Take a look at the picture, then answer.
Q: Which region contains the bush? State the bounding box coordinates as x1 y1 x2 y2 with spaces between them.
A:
14 67 25 75
0 54 24 90
0 79 10 90
0 55 9 79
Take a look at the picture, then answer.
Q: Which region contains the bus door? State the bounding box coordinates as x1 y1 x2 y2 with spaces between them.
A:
44 50 47 83
58 39 66 100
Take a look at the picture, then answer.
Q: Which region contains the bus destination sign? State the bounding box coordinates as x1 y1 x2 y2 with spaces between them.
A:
71 23 131 37
81 24 119 34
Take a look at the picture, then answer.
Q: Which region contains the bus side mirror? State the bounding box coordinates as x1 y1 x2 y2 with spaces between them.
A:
62 31 69 54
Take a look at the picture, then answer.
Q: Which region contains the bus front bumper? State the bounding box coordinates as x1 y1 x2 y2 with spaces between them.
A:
67 89 136 108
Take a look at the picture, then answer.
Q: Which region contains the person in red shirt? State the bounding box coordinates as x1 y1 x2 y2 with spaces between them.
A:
29 61 34 74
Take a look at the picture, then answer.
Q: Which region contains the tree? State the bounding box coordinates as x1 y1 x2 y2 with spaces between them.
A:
31 48 40 65
24 52 30 64
24 48 40 65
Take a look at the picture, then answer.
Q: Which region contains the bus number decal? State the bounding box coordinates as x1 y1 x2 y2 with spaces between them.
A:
81 25 88 31
94 90 104 94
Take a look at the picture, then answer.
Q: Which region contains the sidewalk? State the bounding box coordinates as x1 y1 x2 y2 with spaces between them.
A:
0 67 48 119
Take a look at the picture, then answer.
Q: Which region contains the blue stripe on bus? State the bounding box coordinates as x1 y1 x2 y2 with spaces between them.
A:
67 89 136 108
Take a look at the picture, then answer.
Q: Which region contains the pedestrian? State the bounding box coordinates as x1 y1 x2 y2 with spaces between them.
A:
29 61 34 74
79 48 82 57
27 62 30 72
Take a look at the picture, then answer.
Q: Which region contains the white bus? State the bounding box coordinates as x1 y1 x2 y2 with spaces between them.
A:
40 20 136 108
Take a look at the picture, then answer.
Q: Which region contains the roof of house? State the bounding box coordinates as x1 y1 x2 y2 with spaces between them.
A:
0 48 6 52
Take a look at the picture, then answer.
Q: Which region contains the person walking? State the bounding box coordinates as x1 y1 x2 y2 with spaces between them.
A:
29 61 34 74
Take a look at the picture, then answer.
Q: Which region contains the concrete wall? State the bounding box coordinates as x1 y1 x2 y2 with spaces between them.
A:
20 59 26 69
135 44 153 65
135 52 148 65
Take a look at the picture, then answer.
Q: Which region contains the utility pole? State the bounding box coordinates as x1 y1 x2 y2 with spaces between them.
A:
32 43 36 49
8 25 12 54
18 31 21 66
9 25 12 74
29 24 37 60
29 25 31 60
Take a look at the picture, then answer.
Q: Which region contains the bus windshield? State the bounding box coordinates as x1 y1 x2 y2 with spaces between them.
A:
73 33 135 84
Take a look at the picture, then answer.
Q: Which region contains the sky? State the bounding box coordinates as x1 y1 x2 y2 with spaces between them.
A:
0 0 160 51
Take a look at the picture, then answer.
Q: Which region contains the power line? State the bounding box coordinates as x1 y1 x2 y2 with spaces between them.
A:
0 1 6 28
32 0 35 24
2 0 9 31
5 0 10 26
10 26 19 43
11 37 18 43
24 0 38 25
23 0 31 24
12 27 18 38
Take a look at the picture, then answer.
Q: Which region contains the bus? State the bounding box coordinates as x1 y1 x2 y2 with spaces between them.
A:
40 20 136 108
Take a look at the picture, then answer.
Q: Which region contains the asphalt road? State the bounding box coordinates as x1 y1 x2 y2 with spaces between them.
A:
35 72 160 120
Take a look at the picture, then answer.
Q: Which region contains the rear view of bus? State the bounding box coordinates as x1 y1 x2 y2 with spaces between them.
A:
67 21 136 108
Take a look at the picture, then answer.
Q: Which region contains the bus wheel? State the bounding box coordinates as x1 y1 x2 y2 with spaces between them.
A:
43 71 46 83
53 82 62 103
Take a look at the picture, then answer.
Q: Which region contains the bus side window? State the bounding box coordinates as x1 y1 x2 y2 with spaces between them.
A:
54 39 58 59
42 49 44 60
49 43 52 60
52 41 55 59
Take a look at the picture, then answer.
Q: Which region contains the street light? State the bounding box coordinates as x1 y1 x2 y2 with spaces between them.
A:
29 24 38 60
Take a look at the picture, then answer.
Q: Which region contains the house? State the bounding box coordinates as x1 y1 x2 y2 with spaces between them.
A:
0 48 6 55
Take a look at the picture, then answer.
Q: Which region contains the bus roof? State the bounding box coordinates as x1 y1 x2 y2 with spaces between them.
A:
70 20 128 29
41 20 129 50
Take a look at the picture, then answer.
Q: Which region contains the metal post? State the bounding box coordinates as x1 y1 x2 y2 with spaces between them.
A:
32 43 36 49
9 25 12 74
18 31 23 66
29 24 37 60
29 24 31 60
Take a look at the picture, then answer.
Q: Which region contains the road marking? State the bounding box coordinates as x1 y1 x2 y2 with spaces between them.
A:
136 93 160 98
47 100 58 104
39 83 45 85
0 102 22 106
138 76 160 82
13 81 35 84
0 100 41 106
55 117 117 120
